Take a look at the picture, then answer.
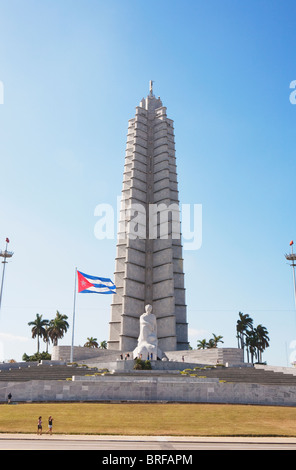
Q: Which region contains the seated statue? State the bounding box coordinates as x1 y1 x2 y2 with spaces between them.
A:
133 304 163 360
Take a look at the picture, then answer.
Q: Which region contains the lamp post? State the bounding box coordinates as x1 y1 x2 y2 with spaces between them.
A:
0 238 14 313
285 240 296 311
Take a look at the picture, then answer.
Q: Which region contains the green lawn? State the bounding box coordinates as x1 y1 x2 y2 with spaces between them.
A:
0 402 296 436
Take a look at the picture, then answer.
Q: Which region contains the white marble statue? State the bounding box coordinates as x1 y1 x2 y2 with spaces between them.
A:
133 304 162 360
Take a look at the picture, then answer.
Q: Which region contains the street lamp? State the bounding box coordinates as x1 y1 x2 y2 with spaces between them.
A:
0 238 14 313
285 240 296 311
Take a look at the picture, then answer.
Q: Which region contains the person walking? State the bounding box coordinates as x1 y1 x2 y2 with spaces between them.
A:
7 392 12 404
37 416 42 435
47 416 53 435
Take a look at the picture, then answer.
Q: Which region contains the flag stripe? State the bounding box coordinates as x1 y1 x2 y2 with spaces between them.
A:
92 282 116 289
83 285 115 293
79 288 114 294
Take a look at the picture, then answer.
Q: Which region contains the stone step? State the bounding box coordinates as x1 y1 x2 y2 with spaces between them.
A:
0 364 99 382
2 362 296 386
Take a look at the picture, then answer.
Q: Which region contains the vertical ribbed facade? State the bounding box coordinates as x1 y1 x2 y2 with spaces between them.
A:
108 88 188 353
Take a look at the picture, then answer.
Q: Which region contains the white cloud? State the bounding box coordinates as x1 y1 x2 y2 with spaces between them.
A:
188 328 209 339
0 332 29 343
0 333 30 361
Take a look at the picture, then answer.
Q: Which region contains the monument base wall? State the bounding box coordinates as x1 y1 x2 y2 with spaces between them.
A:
1 376 296 407
52 346 244 366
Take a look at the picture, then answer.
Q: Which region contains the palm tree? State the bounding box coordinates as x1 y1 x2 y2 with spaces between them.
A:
207 338 216 348
47 311 69 347
43 326 50 353
236 312 253 360
84 337 99 348
254 324 270 363
197 335 224 350
28 314 49 353
245 329 258 364
99 340 107 349
197 339 207 349
212 334 224 347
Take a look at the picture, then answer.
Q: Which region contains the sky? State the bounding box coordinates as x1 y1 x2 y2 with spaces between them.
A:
0 0 296 366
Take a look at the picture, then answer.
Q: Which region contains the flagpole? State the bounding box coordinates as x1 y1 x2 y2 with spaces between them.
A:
0 241 8 313
285 241 296 321
70 267 77 363
0 239 13 314
291 244 296 312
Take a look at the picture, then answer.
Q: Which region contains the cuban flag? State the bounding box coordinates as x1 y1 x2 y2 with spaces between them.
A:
77 270 116 295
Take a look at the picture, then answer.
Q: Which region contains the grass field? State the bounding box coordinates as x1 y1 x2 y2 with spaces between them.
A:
0 402 296 436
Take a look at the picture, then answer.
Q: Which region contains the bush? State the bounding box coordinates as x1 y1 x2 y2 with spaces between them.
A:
144 360 152 370
134 362 143 370
133 358 152 370
22 351 51 362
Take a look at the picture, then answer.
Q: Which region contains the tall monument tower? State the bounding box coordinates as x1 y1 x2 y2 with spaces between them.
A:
108 83 188 353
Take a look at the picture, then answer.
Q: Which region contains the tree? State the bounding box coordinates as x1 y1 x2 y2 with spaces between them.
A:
28 314 49 354
197 339 207 349
207 338 216 348
84 337 99 348
43 326 50 353
245 329 258 364
197 334 224 349
254 324 270 363
212 334 224 348
47 311 69 346
236 312 270 364
236 312 253 360
99 340 107 349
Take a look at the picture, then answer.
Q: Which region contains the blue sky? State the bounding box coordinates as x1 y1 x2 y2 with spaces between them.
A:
0 0 295 365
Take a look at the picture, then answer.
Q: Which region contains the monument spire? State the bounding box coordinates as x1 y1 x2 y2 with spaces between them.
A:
149 80 154 96
108 88 188 354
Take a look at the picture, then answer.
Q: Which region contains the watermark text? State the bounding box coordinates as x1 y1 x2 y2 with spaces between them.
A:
94 197 202 251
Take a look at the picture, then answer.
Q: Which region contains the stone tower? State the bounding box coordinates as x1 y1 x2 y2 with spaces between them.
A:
108 83 188 353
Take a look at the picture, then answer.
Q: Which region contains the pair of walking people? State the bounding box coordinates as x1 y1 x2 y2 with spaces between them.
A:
37 416 53 435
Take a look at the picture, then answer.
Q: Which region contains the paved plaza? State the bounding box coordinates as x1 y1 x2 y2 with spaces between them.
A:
1 433 296 451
